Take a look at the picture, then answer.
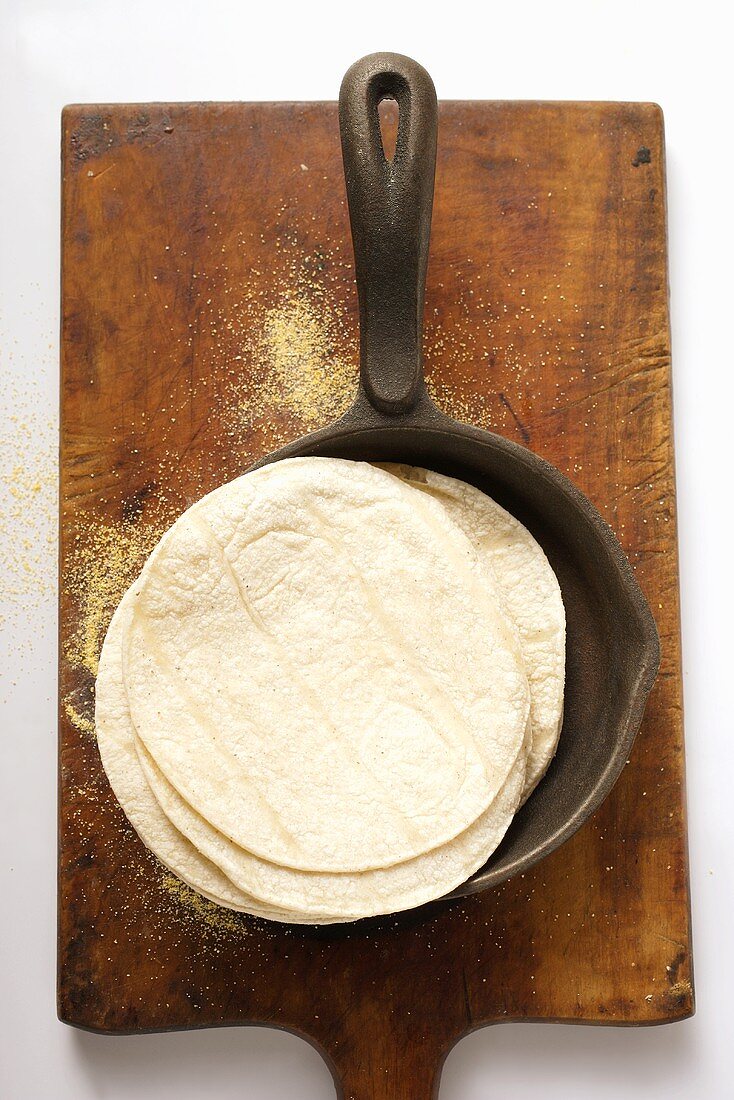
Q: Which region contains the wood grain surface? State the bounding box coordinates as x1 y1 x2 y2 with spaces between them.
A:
59 99 692 1098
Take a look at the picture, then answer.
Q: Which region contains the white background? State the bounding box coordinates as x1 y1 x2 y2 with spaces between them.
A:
1 1 732 1097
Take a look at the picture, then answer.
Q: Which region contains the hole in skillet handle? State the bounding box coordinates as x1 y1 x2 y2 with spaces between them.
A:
377 97 399 162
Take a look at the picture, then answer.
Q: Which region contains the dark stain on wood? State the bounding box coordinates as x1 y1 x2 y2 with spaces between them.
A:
69 114 115 162
632 146 652 167
121 482 158 524
497 392 531 444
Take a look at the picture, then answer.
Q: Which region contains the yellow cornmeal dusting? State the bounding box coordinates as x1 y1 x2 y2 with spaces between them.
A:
0 415 56 624
65 518 167 681
426 376 494 429
253 292 356 426
63 698 96 738
207 253 359 435
156 873 263 938
62 517 170 742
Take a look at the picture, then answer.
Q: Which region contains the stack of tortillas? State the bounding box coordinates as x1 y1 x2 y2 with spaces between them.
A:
95 457 565 923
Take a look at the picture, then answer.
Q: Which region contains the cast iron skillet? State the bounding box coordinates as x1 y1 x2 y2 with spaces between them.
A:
259 52 660 899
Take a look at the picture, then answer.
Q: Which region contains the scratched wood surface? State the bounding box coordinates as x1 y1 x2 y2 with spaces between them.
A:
59 100 692 1098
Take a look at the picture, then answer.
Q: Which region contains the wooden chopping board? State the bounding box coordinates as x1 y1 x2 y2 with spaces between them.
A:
59 98 693 1098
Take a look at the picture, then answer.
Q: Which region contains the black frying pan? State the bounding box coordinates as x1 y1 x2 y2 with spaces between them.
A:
259 52 660 899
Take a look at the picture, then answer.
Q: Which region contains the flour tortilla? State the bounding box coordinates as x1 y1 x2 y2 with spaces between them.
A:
95 597 294 922
382 464 565 800
122 458 530 873
99 589 529 923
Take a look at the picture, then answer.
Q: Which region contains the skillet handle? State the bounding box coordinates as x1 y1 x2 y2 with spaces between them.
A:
339 53 437 416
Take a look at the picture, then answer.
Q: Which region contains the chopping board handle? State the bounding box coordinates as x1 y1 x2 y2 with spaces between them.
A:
339 52 438 417
328 1041 446 1100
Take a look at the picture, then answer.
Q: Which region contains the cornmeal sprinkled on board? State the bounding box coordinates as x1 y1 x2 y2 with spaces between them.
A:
64 519 166 680
235 290 356 428
201 233 359 437
157 874 255 938
61 515 171 742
